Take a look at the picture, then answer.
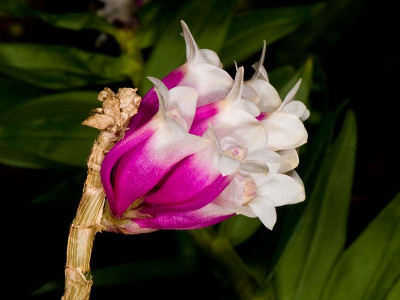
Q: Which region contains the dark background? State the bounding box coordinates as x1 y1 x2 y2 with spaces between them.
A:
0 0 398 298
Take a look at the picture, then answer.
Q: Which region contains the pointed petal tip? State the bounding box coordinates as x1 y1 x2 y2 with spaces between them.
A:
181 20 198 63
147 76 168 95
250 42 268 82
147 76 169 113
235 66 245 82
280 78 303 108
226 66 244 104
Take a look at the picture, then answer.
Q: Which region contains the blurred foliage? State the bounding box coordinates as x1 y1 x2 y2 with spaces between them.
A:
0 0 398 299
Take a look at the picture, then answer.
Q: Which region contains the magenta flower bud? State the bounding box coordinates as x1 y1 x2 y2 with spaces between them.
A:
101 22 309 234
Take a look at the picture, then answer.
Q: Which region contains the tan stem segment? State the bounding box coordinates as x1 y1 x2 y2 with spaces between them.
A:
62 88 141 300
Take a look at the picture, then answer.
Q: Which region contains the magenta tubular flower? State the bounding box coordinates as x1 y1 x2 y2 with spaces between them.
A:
101 22 309 233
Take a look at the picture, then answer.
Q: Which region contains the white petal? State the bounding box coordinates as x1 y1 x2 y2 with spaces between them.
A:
213 109 259 136
300 109 310 121
154 117 205 153
240 160 269 175
281 100 307 119
245 149 281 164
242 85 261 106
199 49 223 68
248 197 277 230
167 86 198 131
257 173 305 206
279 79 302 109
219 155 241 176
263 112 308 151
226 124 268 152
286 170 305 204
204 125 240 176
213 174 257 209
246 79 281 112
181 63 233 107
277 149 299 173
236 99 261 117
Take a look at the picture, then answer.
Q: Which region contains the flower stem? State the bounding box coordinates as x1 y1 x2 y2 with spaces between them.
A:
62 88 141 300
189 228 258 300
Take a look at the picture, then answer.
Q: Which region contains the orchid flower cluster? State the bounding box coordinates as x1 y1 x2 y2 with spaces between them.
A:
100 21 309 233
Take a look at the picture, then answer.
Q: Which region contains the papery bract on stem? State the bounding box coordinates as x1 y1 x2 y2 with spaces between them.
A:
101 21 310 233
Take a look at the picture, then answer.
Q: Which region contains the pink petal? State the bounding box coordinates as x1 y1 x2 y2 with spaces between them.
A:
101 123 156 216
135 203 233 230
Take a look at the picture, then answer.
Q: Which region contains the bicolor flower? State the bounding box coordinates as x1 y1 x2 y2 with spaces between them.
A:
101 21 309 233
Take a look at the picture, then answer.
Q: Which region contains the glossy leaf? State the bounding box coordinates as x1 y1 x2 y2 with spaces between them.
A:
0 91 99 167
141 0 237 92
220 4 324 67
0 44 138 89
264 110 357 300
320 193 400 300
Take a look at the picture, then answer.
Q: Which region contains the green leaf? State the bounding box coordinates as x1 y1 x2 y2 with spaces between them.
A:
0 75 44 111
0 142 55 168
0 1 118 36
0 44 138 89
320 193 400 300
140 0 237 92
136 0 180 49
386 279 400 300
265 110 357 300
268 65 297 92
0 91 99 167
220 4 324 67
33 11 118 36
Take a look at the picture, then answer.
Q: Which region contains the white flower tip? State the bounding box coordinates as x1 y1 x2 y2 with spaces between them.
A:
234 61 238 71
148 76 169 115
281 78 302 108
251 41 269 82
181 20 199 63
226 66 244 106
